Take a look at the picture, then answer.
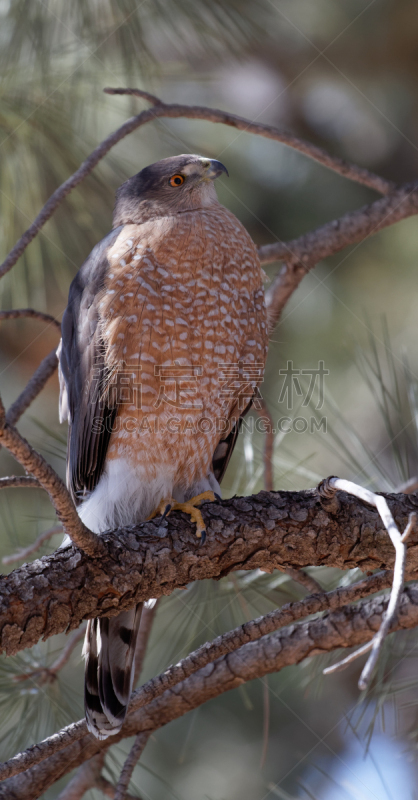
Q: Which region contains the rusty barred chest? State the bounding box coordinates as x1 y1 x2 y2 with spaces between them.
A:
98 204 268 488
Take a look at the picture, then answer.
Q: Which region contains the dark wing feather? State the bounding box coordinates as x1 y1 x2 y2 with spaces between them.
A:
212 400 252 484
58 227 122 504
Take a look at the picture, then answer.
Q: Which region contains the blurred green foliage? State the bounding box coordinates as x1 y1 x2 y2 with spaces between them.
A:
2 0 418 797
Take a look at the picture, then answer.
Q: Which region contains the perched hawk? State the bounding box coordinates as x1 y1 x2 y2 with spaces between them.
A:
58 154 268 739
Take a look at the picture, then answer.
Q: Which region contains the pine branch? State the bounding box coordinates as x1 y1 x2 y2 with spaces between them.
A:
13 626 85 685
2 487 418 656
103 88 392 195
0 415 103 556
55 752 105 800
3 583 418 799
0 89 416 339
263 183 418 327
113 732 149 800
0 570 390 782
6 349 59 426
0 476 41 491
0 91 402 288
0 309 61 330
2 524 62 565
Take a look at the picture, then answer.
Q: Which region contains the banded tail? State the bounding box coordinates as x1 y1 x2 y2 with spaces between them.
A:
84 604 143 739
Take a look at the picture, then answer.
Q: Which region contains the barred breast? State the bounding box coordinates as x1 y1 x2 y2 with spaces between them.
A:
98 205 268 492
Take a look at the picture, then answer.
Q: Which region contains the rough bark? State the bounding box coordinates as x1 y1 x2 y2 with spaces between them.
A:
3 584 418 800
1 488 418 657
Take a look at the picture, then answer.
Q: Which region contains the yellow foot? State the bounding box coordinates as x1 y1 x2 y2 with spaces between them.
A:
147 491 217 544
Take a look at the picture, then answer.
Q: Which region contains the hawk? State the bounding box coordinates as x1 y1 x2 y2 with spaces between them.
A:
58 154 268 739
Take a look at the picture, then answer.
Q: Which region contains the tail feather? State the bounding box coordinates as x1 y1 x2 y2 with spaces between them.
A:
84 604 143 740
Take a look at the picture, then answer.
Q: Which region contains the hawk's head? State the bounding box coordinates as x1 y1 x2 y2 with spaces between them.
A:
113 154 228 227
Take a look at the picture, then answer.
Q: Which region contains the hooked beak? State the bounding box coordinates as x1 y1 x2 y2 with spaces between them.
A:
203 159 229 180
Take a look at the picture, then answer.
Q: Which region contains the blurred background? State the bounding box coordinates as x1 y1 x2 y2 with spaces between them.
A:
1 0 418 797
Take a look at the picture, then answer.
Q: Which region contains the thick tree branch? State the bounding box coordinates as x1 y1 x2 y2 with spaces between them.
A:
0 570 390 781
3 583 418 799
2 488 418 656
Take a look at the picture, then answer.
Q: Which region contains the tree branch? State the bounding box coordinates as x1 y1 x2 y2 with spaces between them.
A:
13 626 86 685
6 348 59 426
2 524 62 565
263 182 418 327
2 488 418 656
0 419 102 556
104 88 393 195
55 752 105 800
0 309 61 330
3 583 418 799
0 476 41 491
0 570 390 782
0 92 396 282
113 732 149 800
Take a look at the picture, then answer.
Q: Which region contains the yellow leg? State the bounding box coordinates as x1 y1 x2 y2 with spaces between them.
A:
147 491 217 543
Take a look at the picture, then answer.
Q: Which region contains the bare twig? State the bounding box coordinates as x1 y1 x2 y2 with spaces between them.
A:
260 677 270 768
56 752 105 800
0 94 397 282
13 627 85 685
0 309 61 330
395 476 418 494
256 397 274 492
263 183 418 328
113 732 150 800
104 88 393 195
4 581 418 799
47 627 86 675
104 86 162 106
281 567 323 594
0 419 102 556
0 476 40 491
96 777 139 799
319 477 415 689
402 513 416 543
2 524 62 565
6 348 59 426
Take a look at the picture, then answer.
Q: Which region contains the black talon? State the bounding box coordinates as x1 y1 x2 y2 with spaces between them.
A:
199 529 206 546
214 493 221 501
157 504 172 536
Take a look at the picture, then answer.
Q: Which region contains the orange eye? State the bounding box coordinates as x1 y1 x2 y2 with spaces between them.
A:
169 174 185 187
